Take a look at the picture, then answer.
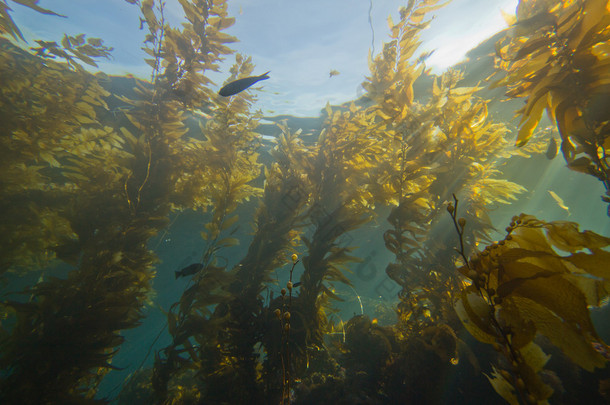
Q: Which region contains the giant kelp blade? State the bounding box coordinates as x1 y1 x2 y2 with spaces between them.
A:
515 92 547 146
12 0 65 17
0 3 24 40
510 296 606 372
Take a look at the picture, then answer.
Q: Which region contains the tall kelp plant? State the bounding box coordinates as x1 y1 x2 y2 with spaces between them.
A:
0 0 239 403
151 55 265 403
200 125 310 404
363 0 456 336
450 199 610 404
231 126 310 404
150 95 378 404
0 11 151 405
362 0 530 336
150 122 309 405
491 0 610 215
0 2 113 276
0 36 110 276
297 100 378 354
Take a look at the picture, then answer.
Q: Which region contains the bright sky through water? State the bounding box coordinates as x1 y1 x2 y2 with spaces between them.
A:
12 0 519 117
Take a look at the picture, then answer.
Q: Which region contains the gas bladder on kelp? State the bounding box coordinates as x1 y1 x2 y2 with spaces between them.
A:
451 200 610 404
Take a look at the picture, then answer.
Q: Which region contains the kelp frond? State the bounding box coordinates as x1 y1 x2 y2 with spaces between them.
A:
454 211 610 403
491 0 610 213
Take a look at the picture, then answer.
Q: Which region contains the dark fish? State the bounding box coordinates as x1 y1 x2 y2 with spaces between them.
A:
175 263 204 279
546 137 557 159
218 71 270 97
293 281 301 288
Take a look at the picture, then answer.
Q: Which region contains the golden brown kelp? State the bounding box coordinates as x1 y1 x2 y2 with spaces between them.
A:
218 126 310 404
420 71 528 241
0 36 113 276
361 0 452 337
195 126 309 404
133 3 309 403
361 0 528 339
152 126 309 404
151 69 264 403
450 201 610 403
491 0 610 214
114 1 263 403
297 100 378 357
0 22 155 403
196 136 305 403
1 0 237 403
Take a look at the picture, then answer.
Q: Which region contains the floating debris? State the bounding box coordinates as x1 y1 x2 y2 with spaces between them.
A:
548 190 570 215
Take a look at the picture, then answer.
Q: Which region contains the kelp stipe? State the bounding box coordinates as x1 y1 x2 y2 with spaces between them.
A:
491 0 610 215
273 254 299 405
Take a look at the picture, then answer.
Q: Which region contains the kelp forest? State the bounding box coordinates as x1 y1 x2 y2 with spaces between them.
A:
1 0 610 404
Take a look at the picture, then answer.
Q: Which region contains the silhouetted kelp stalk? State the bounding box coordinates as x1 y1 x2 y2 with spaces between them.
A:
152 125 310 404
274 253 299 405
449 195 610 404
199 129 309 404
490 0 610 216
449 196 539 405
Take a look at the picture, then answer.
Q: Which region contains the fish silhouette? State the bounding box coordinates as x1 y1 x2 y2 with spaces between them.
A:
546 137 558 160
218 71 270 97
175 263 204 279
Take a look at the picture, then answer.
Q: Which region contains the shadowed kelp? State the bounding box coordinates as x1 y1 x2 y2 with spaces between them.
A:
0 0 238 403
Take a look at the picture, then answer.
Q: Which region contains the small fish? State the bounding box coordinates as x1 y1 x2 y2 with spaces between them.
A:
292 281 302 288
548 190 570 216
329 69 340 78
175 263 204 279
546 137 558 159
218 71 270 97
